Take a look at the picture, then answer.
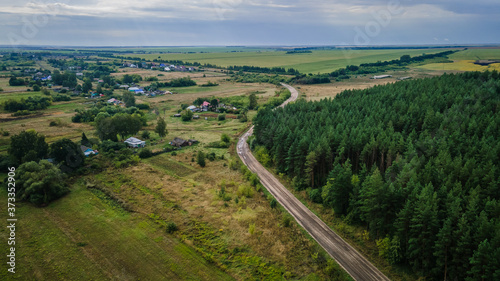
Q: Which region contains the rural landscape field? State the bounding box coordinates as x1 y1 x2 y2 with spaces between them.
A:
1 0 500 281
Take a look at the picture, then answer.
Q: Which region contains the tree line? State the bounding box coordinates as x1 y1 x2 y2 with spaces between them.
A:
253 71 500 280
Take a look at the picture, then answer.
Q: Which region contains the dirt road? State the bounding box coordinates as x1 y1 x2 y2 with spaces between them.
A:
237 83 390 281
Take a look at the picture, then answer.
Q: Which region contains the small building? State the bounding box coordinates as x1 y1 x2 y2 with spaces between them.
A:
397 76 412 81
128 87 144 94
119 84 130 90
80 145 98 157
173 114 181 117
202 101 210 111
164 67 171 71
124 137 146 148
170 137 197 147
187 105 197 111
371 75 392 79
107 98 123 105
193 115 200 119
170 137 188 147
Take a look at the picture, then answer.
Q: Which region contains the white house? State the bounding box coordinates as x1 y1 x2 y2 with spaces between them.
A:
128 87 144 94
371 75 392 79
186 105 197 111
124 137 146 148
164 67 171 71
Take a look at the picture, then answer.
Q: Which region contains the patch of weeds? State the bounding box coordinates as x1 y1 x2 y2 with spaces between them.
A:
181 221 284 279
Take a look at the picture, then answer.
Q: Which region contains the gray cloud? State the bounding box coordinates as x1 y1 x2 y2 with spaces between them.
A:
0 0 498 46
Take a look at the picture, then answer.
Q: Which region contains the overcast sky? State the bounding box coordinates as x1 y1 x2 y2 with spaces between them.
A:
1 0 499 46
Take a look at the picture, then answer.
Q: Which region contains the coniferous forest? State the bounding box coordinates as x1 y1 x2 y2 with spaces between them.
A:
254 71 500 280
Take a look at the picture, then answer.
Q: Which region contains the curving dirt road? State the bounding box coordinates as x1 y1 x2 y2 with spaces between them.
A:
237 83 390 281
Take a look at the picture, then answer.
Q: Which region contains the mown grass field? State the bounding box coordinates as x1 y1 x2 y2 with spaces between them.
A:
122 48 450 74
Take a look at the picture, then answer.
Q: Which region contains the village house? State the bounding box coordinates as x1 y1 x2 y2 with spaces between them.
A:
128 87 144 94
107 98 123 105
202 101 210 111
169 137 198 148
80 145 98 157
124 137 146 148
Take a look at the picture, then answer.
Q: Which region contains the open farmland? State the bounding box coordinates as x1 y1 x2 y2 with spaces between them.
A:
416 47 500 71
122 48 450 74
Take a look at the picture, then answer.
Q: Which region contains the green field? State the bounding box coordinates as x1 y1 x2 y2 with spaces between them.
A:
0 183 232 281
416 48 500 71
124 48 451 74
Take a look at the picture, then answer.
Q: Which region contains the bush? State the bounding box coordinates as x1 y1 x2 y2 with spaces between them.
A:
221 133 231 143
136 103 150 110
100 140 126 152
166 222 178 233
16 160 69 206
237 185 255 198
181 109 193 121
206 152 216 161
197 151 206 167
141 131 151 139
229 159 239 170
248 223 256 235
282 216 291 227
218 114 226 121
309 188 323 204
52 94 71 102
270 198 278 209
33 84 41 91
139 148 153 159
206 141 230 148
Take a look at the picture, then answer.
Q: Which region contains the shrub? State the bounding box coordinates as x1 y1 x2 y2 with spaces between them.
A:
309 188 323 204
100 140 126 152
206 152 216 161
282 216 291 227
218 114 226 121
136 103 150 110
221 133 231 143
52 94 71 102
33 84 41 91
237 185 255 198
166 222 178 233
197 151 206 167
248 223 256 235
181 109 193 121
139 148 153 159
270 198 277 209
141 131 150 139
229 159 239 170
249 173 260 187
